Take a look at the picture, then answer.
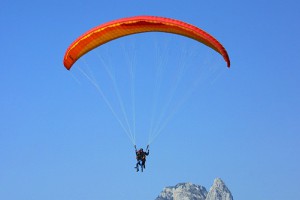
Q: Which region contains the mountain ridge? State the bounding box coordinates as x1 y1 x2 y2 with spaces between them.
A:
155 178 233 200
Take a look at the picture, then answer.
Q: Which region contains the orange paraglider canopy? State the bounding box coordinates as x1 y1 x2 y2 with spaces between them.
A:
63 16 230 69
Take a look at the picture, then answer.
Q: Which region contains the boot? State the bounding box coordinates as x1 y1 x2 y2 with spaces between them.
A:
134 166 139 172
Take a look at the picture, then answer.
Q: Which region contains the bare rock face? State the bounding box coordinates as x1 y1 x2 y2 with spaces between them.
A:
206 178 233 200
155 182 207 200
155 178 233 200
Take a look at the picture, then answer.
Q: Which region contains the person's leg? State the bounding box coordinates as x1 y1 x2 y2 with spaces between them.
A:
142 160 146 169
135 161 139 171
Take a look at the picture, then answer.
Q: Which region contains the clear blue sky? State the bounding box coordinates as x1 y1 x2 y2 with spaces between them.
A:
1 0 300 199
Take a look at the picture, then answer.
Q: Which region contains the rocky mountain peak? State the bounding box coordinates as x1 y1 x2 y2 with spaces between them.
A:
155 182 207 200
206 178 233 200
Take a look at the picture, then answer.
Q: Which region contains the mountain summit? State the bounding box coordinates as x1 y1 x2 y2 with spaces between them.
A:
155 178 233 200
206 178 233 200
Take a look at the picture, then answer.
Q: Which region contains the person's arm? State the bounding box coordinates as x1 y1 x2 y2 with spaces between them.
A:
146 145 149 155
134 145 139 156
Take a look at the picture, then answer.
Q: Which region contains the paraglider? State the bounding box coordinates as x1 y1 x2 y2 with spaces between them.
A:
63 16 230 172
134 145 149 172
